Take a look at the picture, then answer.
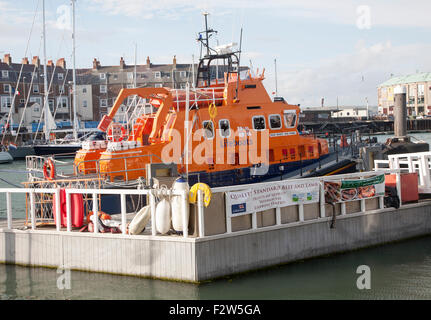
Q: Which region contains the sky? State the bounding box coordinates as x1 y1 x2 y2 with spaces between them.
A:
1 0 431 107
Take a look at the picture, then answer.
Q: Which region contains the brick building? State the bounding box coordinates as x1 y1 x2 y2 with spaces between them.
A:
0 54 72 130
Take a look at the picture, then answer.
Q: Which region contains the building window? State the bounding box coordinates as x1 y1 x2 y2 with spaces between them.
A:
100 85 107 93
82 87 87 94
283 110 297 128
57 97 68 108
269 114 282 130
58 73 64 80
2 70 9 78
179 71 187 78
32 72 37 79
3 84 10 93
252 115 266 131
30 96 42 105
100 73 106 80
82 100 88 108
127 72 133 80
1 96 12 109
33 84 39 93
219 119 231 138
418 84 425 104
140 73 145 79
126 84 134 89
155 83 163 88
202 120 214 139
100 99 107 107
48 99 54 112
113 74 118 80
154 71 161 79
59 85 65 94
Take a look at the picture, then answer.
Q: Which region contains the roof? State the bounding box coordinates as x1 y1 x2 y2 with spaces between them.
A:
379 72 431 87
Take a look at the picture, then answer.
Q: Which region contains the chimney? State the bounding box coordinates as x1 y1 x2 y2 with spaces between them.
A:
93 58 100 70
120 57 126 70
146 56 151 68
32 56 40 67
47 60 54 67
173 55 177 68
22 57 29 65
4 54 12 65
56 58 66 69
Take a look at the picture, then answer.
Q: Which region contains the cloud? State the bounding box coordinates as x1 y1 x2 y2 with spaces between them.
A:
275 41 431 107
86 0 431 28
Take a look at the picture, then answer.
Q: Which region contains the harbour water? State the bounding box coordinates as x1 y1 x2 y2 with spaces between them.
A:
1 133 431 300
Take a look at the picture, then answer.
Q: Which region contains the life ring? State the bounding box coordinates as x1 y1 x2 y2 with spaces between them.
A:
208 103 217 120
189 183 212 207
43 158 56 181
108 125 127 142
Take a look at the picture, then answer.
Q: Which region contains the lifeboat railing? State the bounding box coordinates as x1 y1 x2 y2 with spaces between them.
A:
0 186 191 238
1 169 404 240
26 155 77 181
74 153 164 182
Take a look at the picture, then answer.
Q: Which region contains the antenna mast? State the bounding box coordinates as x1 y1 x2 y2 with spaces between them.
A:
71 0 78 141
42 0 49 141
235 28 243 101
274 58 278 97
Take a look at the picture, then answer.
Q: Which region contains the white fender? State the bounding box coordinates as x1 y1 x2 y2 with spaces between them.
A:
155 198 171 234
171 177 190 232
128 205 151 235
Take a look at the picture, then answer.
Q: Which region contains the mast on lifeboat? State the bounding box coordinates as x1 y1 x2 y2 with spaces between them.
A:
195 12 241 89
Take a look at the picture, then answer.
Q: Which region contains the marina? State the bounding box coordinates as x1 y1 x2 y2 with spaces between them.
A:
1 0 431 303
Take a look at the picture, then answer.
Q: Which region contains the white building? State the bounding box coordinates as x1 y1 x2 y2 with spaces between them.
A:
331 106 369 118
75 84 93 121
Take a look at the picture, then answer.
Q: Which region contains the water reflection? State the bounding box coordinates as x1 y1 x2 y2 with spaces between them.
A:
1 235 431 300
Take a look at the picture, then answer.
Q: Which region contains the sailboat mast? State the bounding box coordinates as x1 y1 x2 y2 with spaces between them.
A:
71 0 78 141
42 0 49 141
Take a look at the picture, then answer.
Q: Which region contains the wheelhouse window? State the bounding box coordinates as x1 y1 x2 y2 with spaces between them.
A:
219 119 231 138
283 110 297 128
202 120 214 139
269 114 282 130
252 115 266 130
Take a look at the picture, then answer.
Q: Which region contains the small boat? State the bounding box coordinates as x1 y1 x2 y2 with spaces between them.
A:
33 141 82 157
6 143 35 160
0 147 13 164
